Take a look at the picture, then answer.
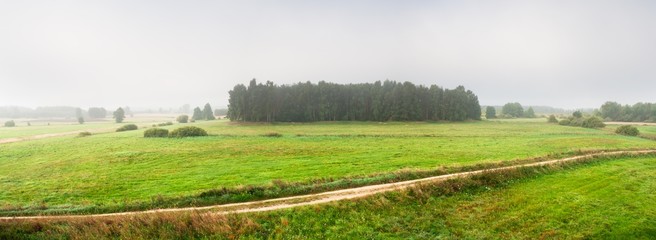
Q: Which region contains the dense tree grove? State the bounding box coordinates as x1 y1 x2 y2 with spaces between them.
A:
600 101 656 122
227 80 481 122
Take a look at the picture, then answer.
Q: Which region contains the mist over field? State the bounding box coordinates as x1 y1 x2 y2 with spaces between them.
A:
1 0 655 110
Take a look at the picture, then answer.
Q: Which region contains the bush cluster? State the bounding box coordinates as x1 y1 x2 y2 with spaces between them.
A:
153 122 173 127
168 126 208 138
615 125 639 136
4 120 15 127
559 116 605 129
144 128 169 138
116 124 138 132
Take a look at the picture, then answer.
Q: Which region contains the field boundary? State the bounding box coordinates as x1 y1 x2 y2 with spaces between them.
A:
2 149 655 221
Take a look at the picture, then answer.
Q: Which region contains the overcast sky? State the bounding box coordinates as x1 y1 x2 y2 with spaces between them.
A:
1 0 655 109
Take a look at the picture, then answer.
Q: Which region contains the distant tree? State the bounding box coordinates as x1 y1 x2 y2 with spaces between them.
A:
203 103 216 120
525 107 536 118
4 120 15 127
501 102 524 118
547 115 558 123
485 106 496 119
573 111 583 118
113 107 125 123
192 107 203 121
176 115 189 123
27 122 31 126
88 107 107 118
75 107 84 124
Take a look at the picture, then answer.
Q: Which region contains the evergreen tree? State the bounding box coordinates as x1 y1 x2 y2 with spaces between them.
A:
192 107 203 121
203 103 216 120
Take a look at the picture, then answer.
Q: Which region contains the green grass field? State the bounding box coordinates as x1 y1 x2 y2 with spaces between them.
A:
234 155 656 239
3 155 654 239
0 116 176 139
0 119 654 215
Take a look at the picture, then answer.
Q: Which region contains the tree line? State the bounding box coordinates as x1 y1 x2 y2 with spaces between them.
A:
600 101 656 122
227 79 481 122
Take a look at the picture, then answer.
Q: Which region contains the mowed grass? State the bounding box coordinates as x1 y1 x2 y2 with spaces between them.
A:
235 155 656 239
0 120 654 213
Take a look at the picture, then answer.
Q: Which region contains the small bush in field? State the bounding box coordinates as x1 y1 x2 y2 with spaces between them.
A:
169 126 208 138
4 120 15 127
78 131 92 137
262 132 283 137
615 125 639 136
581 116 605 129
144 128 169 138
116 124 138 132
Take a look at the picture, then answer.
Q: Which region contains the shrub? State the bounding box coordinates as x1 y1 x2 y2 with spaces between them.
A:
176 115 189 123
116 124 138 132
615 125 639 136
4 120 15 127
156 122 173 127
144 128 169 138
547 115 558 123
581 116 605 129
262 132 283 137
78 131 92 137
169 126 208 138
558 119 571 126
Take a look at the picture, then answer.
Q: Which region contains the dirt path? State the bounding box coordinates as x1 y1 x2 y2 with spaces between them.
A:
605 122 656 126
2 149 655 221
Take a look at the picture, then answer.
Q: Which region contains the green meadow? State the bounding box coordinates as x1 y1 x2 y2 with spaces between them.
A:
0 119 654 215
236 155 656 239
3 155 654 239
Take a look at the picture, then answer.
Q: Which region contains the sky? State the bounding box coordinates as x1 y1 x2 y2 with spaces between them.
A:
1 0 655 110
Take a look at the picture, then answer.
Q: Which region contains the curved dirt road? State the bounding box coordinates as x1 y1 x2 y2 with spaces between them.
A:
2 149 655 221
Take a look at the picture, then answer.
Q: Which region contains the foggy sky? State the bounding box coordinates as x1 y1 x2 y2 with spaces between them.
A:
1 0 655 110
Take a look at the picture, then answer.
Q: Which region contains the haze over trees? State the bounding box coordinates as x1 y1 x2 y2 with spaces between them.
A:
600 101 656 122
88 107 107 119
228 79 481 122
